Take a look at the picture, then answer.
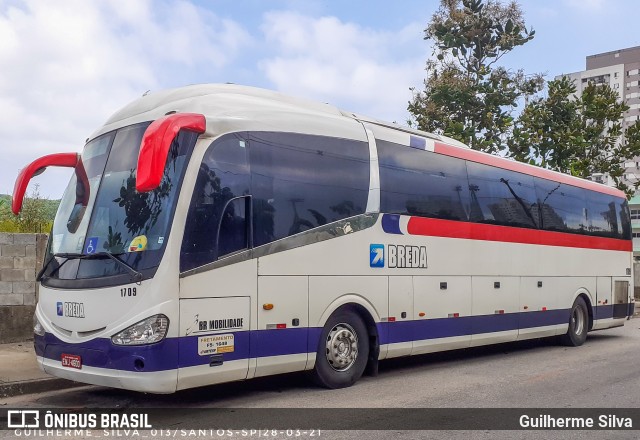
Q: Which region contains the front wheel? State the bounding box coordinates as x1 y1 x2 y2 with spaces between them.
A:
312 310 369 389
559 297 589 347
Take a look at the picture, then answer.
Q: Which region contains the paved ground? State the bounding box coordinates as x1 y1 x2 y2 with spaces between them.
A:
0 340 82 398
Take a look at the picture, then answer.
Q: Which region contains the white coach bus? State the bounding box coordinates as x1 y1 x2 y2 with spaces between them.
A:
13 84 633 393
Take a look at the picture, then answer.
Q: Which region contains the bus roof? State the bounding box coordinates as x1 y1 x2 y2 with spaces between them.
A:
91 83 626 199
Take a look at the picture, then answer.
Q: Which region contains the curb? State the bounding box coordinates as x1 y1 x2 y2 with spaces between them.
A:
0 378 85 399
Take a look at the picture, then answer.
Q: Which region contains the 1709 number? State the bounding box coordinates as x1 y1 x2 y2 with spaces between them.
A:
121 287 137 297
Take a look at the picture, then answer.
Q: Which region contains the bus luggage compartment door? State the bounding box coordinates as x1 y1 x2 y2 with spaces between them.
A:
177 297 250 390
613 279 631 319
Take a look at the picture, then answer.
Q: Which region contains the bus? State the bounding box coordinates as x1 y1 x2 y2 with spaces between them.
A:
13 84 634 393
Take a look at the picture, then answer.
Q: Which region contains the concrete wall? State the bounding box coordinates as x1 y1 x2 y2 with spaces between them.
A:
0 233 47 343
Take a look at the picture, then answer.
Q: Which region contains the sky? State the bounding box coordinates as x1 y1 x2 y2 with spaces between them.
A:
1 0 639 199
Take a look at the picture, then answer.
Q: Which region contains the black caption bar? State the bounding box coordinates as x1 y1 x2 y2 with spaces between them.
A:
1 408 639 430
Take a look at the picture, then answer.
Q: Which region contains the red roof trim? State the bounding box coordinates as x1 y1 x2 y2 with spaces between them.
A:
136 113 206 192
434 142 626 199
12 153 79 214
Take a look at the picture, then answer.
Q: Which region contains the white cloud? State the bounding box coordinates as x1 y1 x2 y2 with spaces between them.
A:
0 0 251 197
259 11 427 123
0 3 430 200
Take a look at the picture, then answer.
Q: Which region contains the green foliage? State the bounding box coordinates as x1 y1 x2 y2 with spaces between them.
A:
0 186 60 233
0 197 20 232
509 76 580 169
409 0 640 198
510 77 640 197
409 0 543 154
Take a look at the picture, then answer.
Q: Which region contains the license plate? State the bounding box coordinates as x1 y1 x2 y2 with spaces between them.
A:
61 353 82 369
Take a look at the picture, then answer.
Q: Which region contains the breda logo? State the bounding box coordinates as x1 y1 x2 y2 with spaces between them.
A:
388 245 428 268
56 302 85 318
369 244 428 268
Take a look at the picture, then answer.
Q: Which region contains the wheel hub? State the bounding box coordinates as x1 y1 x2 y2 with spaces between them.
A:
572 307 585 335
325 323 358 372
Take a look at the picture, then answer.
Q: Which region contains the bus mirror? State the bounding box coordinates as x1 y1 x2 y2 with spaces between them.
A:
66 203 86 233
12 153 80 214
136 113 206 192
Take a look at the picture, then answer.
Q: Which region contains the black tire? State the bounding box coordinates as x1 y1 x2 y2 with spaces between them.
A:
559 297 589 347
312 310 369 389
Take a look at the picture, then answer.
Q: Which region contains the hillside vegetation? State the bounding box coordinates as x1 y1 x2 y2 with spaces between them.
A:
0 188 60 233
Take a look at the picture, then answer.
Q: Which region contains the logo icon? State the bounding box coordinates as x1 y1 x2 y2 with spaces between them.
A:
370 244 384 268
7 410 40 428
56 302 63 316
85 237 98 254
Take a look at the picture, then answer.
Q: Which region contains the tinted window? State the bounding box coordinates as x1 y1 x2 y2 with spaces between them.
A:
378 141 469 221
467 162 537 228
218 198 249 257
181 133 250 271
587 192 622 238
620 199 632 240
249 132 369 246
534 178 587 234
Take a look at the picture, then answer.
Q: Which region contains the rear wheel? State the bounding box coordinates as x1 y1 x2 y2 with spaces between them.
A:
560 297 588 347
312 310 369 389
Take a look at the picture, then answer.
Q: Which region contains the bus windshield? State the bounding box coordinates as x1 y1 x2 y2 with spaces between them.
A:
44 122 197 286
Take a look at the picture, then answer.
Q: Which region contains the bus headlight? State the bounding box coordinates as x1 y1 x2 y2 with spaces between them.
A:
111 314 169 346
33 314 45 337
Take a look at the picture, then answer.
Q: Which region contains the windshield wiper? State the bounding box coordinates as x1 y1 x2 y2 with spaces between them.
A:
38 252 143 283
38 252 81 281
37 253 60 282
89 252 143 283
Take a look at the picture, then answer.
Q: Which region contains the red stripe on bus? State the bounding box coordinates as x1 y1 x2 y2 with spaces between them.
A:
406 217 632 251
434 142 626 198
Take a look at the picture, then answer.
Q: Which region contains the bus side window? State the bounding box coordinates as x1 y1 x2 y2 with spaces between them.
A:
217 197 249 258
466 161 538 228
377 140 470 222
249 132 370 247
534 178 587 234
587 191 622 239
620 199 632 240
180 133 249 272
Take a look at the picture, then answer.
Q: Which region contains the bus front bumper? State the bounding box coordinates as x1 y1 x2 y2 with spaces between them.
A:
39 355 178 393
35 333 179 393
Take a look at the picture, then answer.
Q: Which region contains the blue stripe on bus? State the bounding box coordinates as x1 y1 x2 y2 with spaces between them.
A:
379 309 568 345
36 328 322 372
381 214 402 235
595 304 613 319
35 306 622 372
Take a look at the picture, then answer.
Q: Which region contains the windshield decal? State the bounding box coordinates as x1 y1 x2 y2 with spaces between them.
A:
128 235 148 252
85 237 99 254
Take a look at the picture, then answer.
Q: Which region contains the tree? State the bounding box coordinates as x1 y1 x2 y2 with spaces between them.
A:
510 76 640 196
15 184 51 233
408 0 543 154
0 197 19 232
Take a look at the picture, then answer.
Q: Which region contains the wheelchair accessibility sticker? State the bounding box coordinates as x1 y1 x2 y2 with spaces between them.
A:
85 237 99 254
